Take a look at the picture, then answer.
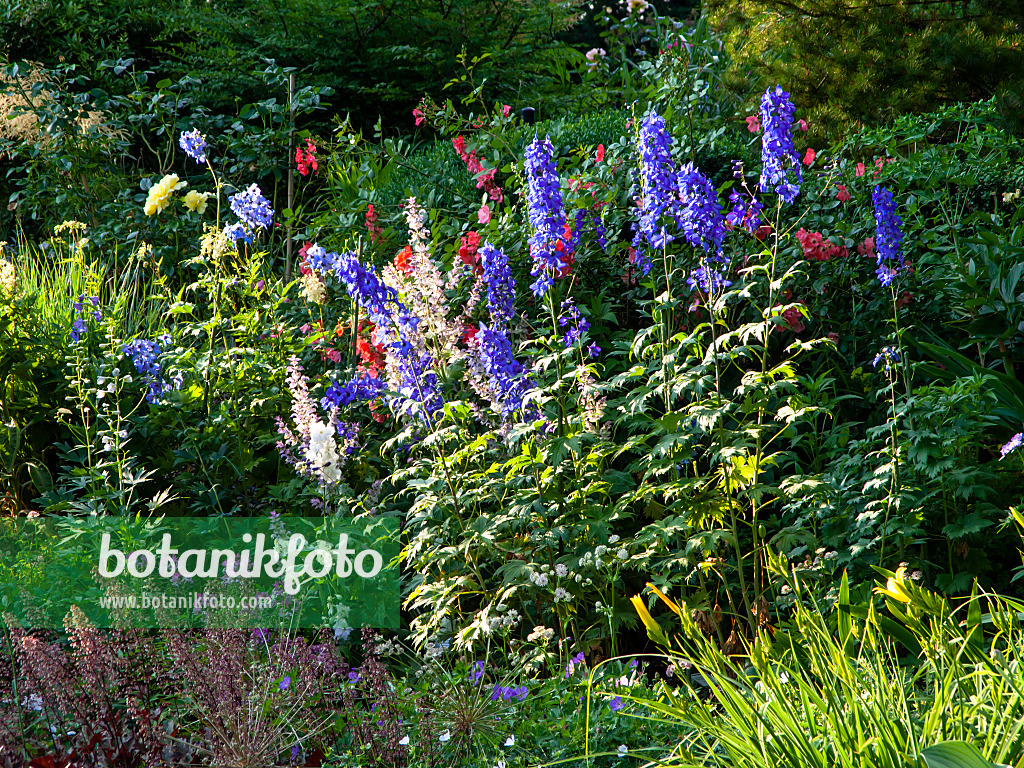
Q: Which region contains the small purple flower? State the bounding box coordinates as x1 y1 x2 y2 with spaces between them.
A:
224 222 252 244
564 651 586 678
587 342 600 358
70 294 101 343
279 676 291 691
469 660 485 684
872 345 899 372
291 744 301 762
348 670 360 683
1000 432 1023 459
609 696 623 712
179 128 208 164
322 373 387 409
559 299 590 349
124 337 181 403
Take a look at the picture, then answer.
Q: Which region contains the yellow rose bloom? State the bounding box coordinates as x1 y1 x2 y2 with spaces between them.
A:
144 173 187 216
182 190 212 214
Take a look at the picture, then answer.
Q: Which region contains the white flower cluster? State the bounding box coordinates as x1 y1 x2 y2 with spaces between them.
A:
100 429 129 453
299 272 326 304
305 420 342 483
487 607 521 631
0 259 15 297
529 571 549 587
553 587 572 603
527 625 555 643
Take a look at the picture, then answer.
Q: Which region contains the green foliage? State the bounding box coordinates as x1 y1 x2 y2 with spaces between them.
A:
626 565 1024 767
707 0 1024 141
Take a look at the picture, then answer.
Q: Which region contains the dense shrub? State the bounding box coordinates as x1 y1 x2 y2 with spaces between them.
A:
706 0 1024 141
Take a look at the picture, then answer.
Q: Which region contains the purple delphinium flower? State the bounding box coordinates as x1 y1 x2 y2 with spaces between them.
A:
632 110 679 275
677 162 725 255
229 183 274 230
479 242 516 329
322 373 387 410
686 264 732 295
725 189 763 235
759 86 802 203
224 222 252 245
124 336 181 403
70 294 101 343
872 186 905 287
677 161 732 293
469 660 485 685
1000 432 1023 459
872 345 899 372
307 244 443 420
558 298 590 349
179 128 208 164
476 323 533 421
591 209 608 250
524 136 568 297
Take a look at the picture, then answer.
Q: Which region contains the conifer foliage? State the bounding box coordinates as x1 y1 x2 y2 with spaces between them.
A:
706 0 1024 138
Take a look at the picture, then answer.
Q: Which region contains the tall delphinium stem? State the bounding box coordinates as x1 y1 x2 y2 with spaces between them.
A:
747 200 784 612
524 136 572 439
728 85 802 629
872 184 908 565
633 110 679 413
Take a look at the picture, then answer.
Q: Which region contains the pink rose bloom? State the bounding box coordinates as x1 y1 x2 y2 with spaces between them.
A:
745 115 761 133
836 184 851 202
803 148 816 166
477 204 491 224
798 119 809 131
502 104 511 117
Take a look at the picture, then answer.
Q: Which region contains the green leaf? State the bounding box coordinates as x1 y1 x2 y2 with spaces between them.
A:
920 741 1009 768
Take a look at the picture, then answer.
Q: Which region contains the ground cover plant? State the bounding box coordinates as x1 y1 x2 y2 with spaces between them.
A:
2 1 1024 766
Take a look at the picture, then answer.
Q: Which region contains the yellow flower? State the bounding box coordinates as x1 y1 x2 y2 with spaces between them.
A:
144 174 187 216
876 566 912 603
182 190 212 214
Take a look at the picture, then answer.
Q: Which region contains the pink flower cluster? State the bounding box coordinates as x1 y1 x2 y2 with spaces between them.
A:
855 157 894 178
453 135 503 204
795 228 848 262
295 138 317 176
